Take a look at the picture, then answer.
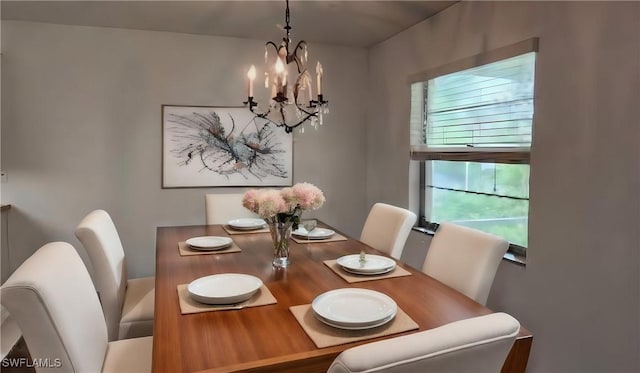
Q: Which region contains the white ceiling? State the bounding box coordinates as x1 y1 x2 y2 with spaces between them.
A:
1 1 456 48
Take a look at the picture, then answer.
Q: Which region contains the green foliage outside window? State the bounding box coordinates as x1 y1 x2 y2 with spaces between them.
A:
428 161 529 247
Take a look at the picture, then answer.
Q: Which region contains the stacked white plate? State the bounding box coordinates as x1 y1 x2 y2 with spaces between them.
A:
336 254 396 275
228 218 267 230
186 236 233 251
187 274 263 305
292 227 335 240
312 288 397 330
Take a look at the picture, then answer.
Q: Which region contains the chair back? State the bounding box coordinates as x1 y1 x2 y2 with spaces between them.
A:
328 312 520 373
359 203 417 259
75 209 127 341
1 242 108 373
205 193 258 225
422 222 509 305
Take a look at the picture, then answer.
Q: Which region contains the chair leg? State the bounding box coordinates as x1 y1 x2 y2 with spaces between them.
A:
1 337 36 373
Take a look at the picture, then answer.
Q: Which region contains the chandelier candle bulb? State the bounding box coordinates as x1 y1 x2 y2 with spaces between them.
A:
275 58 285 95
316 61 323 95
283 76 288 100
282 71 288 90
247 65 256 98
275 57 285 73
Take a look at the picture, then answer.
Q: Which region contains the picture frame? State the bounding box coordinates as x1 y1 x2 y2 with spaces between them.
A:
162 105 293 188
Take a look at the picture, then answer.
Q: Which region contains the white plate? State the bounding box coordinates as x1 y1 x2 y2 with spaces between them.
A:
188 274 263 305
228 218 266 230
341 265 395 276
312 288 397 328
292 227 335 240
185 236 233 251
336 254 396 274
314 312 396 330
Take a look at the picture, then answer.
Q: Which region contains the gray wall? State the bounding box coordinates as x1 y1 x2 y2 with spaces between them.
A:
3 2 640 371
370 1 640 372
0 21 369 278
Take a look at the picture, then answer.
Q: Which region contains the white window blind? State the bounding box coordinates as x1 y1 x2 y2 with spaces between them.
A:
409 38 538 164
425 53 535 149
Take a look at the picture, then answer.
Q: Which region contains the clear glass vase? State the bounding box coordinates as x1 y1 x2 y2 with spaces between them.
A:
267 219 293 268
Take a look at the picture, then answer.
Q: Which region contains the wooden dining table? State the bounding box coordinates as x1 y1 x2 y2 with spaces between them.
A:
153 223 532 373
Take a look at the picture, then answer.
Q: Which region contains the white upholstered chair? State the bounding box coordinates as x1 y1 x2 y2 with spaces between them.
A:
0 306 21 360
1 242 152 373
75 209 154 341
359 203 417 259
205 193 259 225
422 222 509 305
328 312 519 373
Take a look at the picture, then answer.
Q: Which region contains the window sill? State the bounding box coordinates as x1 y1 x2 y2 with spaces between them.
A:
411 227 526 266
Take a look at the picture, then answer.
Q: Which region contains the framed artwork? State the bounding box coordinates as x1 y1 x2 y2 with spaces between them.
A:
162 105 293 188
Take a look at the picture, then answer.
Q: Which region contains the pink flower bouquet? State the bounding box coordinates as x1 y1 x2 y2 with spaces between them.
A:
242 182 325 228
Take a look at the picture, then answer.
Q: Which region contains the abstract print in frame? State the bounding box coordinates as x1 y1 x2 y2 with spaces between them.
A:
162 105 293 188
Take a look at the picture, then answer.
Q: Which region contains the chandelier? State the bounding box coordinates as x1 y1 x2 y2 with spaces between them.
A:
244 0 329 134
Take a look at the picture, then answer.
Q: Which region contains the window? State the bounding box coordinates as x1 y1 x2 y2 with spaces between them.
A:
410 39 537 252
